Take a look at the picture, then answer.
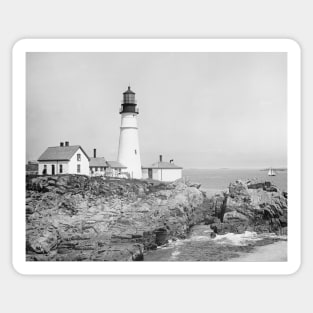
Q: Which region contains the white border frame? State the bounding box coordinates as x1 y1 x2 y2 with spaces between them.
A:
12 39 301 275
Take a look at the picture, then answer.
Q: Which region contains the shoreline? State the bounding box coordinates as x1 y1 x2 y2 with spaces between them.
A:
26 175 287 261
228 240 287 262
144 231 287 262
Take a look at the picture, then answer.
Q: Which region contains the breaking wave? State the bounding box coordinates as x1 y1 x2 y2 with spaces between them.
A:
144 227 287 261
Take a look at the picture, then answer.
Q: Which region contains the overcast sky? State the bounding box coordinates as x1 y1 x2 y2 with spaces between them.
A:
26 52 287 169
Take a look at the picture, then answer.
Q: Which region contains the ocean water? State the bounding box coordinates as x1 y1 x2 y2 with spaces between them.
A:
144 169 288 262
183 168 287 195
144 227 287 262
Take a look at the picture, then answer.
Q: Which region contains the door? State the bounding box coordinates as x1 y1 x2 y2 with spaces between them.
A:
148 168 152 179
51 164 55 175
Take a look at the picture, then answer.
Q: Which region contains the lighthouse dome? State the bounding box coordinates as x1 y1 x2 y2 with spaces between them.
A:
123 86 135 94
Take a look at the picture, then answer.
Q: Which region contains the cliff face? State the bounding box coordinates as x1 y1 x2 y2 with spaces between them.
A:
25 176 287 262
26 175 207 261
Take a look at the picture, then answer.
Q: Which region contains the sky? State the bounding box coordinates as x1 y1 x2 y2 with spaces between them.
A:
26 52 287 169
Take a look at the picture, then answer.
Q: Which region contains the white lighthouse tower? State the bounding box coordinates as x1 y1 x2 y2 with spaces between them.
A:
117 86 142 179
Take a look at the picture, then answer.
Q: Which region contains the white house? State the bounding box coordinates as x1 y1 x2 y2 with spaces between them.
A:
89 149 107 176
89 157 107 176
37 141 90 175
142 155 183 182
106 161 128 178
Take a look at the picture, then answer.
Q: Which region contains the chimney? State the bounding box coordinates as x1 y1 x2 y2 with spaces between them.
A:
159 155 163 162
93 149 96 158
60 142 64 147
65 141 69 147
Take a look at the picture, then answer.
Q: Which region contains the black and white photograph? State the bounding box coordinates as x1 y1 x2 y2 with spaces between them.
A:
1 1 310 312
24 47 290 264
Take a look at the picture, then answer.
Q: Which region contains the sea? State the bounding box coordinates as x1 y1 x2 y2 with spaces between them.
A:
144 168 288 262
183 168 287 196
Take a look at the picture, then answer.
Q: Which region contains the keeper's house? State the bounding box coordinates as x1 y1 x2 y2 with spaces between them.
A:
37 141 90 175
142 155 183 182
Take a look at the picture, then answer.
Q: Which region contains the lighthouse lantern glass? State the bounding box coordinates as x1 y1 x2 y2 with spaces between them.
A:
124 93 135 103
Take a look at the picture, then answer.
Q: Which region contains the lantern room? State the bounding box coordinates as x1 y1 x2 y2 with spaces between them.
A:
120 86 139 114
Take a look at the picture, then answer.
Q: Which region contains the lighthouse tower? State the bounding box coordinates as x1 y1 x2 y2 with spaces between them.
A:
117 86 142 179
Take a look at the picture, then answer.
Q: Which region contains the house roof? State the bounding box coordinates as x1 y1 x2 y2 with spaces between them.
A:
142 161 183 170
106 161 127 168
38 145 90 161
89 157 107 167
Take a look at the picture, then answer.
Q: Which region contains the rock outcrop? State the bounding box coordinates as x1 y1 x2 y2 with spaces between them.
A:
25 175 287 261
207 180 288 235
26 175 207 261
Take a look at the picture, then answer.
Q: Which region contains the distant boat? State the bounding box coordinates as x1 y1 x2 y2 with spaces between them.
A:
268 168 276 176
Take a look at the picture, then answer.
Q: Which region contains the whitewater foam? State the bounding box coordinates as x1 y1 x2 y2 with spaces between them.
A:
214 231 263 246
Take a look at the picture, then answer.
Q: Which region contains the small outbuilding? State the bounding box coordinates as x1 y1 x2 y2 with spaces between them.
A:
106 161 128 178
37 141 90 175
26 161 38 175
89 149 107 176
142 155 183 182
89 157 107 176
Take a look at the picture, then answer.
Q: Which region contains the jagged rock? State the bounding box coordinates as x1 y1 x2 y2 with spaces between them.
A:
223 211 249 223
210 232 217 238
25 175 206 261
204 216 220 225
25 175 287 261
189 183 201 189
209 180 287 234
28 226 60 254
154 228 168 246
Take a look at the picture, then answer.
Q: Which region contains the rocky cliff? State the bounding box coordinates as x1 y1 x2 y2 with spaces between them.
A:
26 175 207 261
25 175 287 261
207 180 288 236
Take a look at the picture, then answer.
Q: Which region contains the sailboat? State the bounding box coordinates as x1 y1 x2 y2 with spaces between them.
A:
268 168 276 176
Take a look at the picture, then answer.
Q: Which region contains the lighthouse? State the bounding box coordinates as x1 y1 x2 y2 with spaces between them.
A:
117 86 142 179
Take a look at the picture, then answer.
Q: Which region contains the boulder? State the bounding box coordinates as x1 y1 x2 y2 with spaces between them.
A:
210 179 288 234
154 228 168 246
223 211 249 223
28 227 60 254
204 216 220 225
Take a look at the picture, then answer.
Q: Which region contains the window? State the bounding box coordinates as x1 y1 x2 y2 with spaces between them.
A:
134 149 137 155
59 164 63 174
77 153 81 161
77 164 81 173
